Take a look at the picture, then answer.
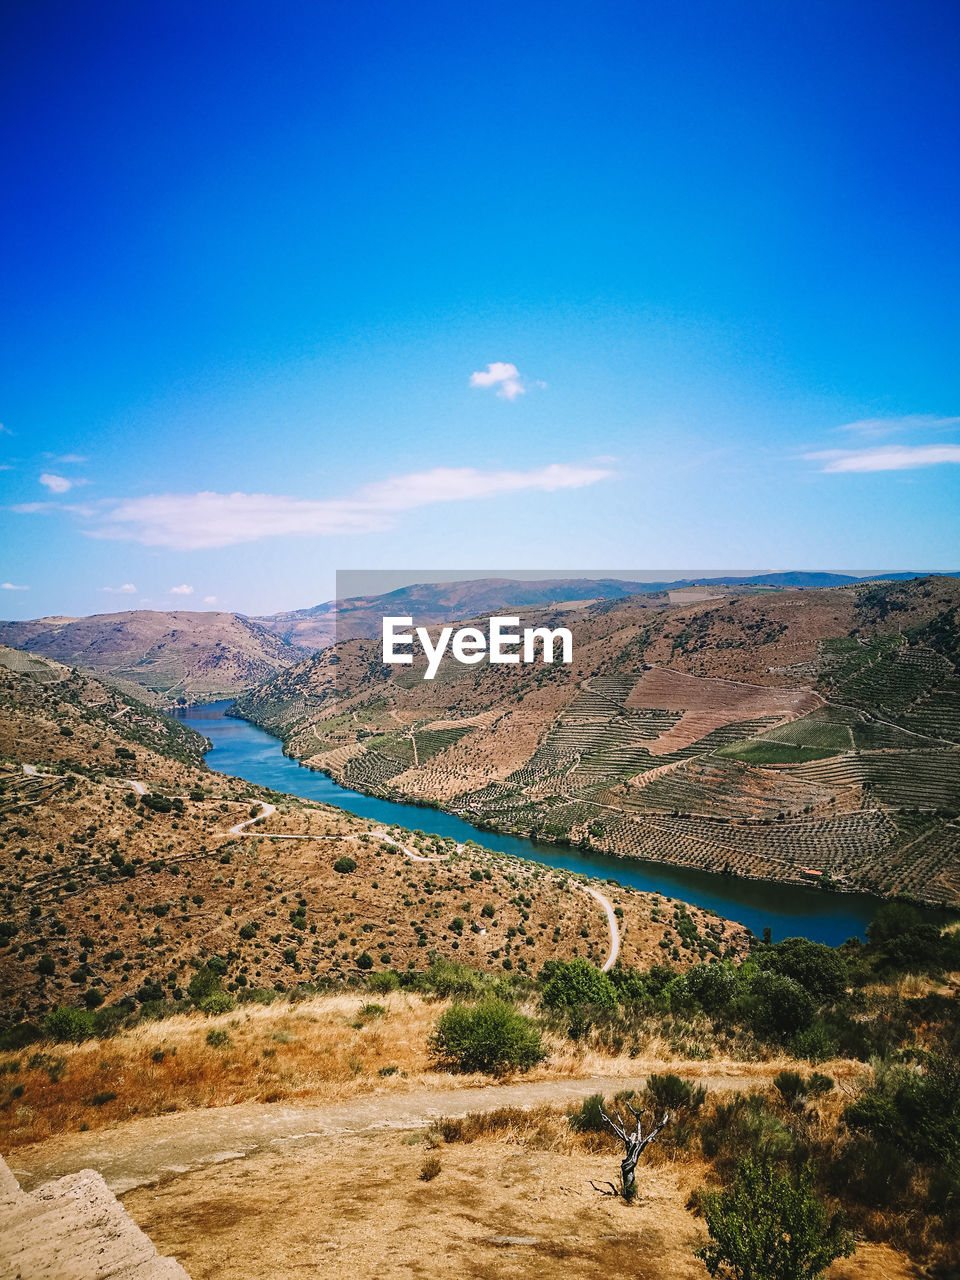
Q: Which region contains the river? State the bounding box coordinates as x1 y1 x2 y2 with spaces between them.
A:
175 700 891 945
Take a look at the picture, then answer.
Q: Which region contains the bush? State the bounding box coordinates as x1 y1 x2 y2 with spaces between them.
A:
43 1005 96 1042
419 1155 442 1181
367 971 399 993
333 856 357 874
356 951 374 970
205 1028 232 1048
746 972 814 1040
762 938 847 1004
773 1070 807 1107
680 963 738 1013
141 793 174 813
197 991 235 1015
429 999 545 1075
696 1155 855 1280
647 1072 706 1114
417 958 485 999
87 1090 118 1106
568 1092 610 1133
540 958 617 1013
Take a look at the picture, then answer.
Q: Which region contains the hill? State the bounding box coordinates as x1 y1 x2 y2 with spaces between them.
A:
236 576 960 907
253 570 946 651
0 651 746 1028
0 610 307 702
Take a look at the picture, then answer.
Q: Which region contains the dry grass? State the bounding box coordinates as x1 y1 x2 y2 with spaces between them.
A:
0 992 440 1148
0 989 848 1151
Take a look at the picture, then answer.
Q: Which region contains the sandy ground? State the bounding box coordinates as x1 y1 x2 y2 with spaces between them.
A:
120 1130 919 1280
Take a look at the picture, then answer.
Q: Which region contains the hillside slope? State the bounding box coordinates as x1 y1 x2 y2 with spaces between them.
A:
237 577 960 906
0 654 745 1027
254 570 942 651
0 611 306 701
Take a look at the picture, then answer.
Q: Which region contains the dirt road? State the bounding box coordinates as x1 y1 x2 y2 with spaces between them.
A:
9 1067 778 1196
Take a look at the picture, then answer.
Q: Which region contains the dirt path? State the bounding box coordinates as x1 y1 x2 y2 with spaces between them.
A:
9 1068 777 1196
228 801 276 833
583 886 620 970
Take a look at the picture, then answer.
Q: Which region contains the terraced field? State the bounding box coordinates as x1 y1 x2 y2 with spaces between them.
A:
237 579 960 906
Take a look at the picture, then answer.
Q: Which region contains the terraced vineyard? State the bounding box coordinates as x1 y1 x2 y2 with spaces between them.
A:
237 578 960 907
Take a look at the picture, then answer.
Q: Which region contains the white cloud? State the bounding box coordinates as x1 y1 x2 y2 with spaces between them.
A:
469 362 526 401
203 595 218 605
74 461 613 550
169 583 194 595
39 473 74 493
0 424 11 436
54 453 88 464
11 500 95 517
1 582 28 590
837 414 960 439
806 444 960 473
100 583 137 594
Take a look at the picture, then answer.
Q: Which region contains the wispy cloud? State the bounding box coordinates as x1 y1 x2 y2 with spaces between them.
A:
39 473 75 494
10 501 96 516
37 461 615 550
469 362 526 401
837 415 960 439
1 582 28 590
169 583 194 595
100 583 137 594
806 444 960 473
0 424 11 436
53 453 89 464
203 595 218 605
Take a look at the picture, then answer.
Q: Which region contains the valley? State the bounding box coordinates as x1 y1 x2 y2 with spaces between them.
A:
236 577 960 908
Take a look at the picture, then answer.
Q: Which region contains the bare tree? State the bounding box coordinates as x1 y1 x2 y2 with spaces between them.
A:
592 1101 670 1201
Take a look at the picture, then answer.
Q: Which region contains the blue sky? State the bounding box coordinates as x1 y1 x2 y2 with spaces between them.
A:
1 0 958 618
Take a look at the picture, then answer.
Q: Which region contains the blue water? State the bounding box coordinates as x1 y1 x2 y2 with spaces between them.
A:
175 700 890 945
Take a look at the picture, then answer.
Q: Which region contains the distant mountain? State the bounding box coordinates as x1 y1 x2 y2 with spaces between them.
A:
0 610 306 702
254 571 946 651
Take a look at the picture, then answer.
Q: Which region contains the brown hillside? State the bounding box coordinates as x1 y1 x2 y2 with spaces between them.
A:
0 611 306 700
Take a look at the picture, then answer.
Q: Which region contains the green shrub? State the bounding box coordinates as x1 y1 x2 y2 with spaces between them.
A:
695 1155 854 1280
87 1090 118 1106
762 938 847 1003
568 1092 609 1133
197 991 235 1015
43 1005 96 1043
334 856 357 874
417 958 485 999
774 1070 807 1107
43 1003 96 1044
367 971 399 993
646 1072 706 1113
540 958 617 1013
141 793 174 813
205 1028 232 1048
429 999 545 1075
746 972 814 1040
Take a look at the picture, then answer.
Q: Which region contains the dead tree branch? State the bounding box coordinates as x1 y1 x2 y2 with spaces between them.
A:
599 1102 670 1200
